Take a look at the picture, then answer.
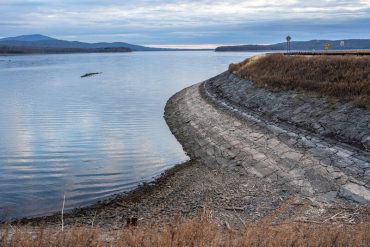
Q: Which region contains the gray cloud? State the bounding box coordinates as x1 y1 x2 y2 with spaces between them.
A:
0 0 369 46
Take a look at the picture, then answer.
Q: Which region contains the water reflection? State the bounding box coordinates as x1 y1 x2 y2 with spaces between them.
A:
0 51 258 220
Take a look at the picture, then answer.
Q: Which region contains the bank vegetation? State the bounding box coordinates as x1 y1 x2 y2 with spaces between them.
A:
229 54 370 108
1 210 370 247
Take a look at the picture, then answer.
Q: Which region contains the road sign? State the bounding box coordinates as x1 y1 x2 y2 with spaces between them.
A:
325 42 330 50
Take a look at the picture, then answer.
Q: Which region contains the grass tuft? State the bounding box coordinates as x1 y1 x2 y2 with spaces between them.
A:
1 211 370 246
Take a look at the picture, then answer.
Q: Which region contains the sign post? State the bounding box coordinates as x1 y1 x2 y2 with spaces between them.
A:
340 41 345 49
286 36 291 53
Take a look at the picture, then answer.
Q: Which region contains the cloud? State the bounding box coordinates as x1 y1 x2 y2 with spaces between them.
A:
0 0 369 44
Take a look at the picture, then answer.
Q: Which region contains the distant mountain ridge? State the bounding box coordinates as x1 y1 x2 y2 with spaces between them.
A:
215 39 370 51
0 34 212 52
0 46 132 55
0 34 162 51
0 34 55 42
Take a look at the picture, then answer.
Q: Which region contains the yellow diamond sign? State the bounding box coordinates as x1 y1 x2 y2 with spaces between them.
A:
325 42 330 50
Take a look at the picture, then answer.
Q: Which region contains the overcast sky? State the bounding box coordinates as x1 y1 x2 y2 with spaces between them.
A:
1 0 369 48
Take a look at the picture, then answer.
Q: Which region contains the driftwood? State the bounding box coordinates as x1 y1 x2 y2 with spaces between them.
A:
80 72 102 78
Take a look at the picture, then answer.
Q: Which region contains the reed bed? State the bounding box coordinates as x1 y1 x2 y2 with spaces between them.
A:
1 212 370 247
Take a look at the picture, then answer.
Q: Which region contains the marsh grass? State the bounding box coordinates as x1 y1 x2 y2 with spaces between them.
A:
229 54 370 108
1 211 370 247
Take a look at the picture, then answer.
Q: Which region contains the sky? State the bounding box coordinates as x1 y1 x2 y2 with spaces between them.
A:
0 0 370 48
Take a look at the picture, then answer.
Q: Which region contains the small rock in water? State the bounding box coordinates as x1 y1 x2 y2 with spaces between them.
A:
80 72 102 78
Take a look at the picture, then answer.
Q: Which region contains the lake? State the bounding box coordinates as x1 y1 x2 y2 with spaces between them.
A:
0 51 258 220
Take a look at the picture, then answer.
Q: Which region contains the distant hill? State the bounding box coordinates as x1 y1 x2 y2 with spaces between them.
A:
215 39 370 51
0 34 55 42
0 34 161 52
0 34 211 54
0 45 132 55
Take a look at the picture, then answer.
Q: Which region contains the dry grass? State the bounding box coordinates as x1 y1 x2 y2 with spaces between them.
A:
229 54 370 108
2 211 370 247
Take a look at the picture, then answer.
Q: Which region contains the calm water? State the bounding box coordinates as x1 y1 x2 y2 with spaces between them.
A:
0 51 258 220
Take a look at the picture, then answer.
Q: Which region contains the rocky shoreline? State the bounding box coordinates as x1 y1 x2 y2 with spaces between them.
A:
7 72 370 228
201 72 370 201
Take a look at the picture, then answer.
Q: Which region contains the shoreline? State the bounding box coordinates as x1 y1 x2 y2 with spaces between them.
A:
11 160 197 227
5 72 370 228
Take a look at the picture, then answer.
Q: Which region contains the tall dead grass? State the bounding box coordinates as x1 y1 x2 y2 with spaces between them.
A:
1 211 370 247
229 54 370 108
